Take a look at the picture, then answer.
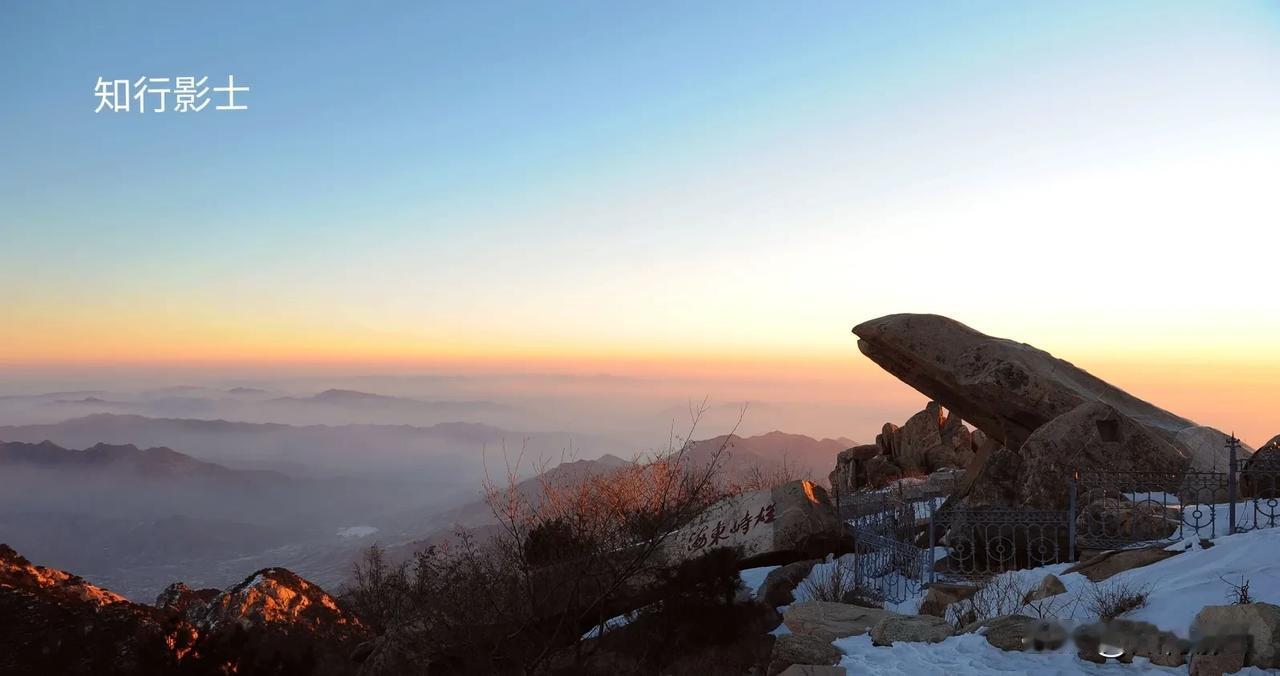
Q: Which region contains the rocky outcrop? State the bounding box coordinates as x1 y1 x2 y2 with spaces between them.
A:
830 401 976 494
155 581 219 618
0 544 367 676
1018 403 1189 508
1193 603 1280 668
851 314 1243 474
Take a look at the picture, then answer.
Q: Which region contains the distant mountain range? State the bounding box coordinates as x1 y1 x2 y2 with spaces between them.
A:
0 440 285 483
0 387 523 428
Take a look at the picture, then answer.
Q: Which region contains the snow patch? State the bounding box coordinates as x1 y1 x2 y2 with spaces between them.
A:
337 526 379 538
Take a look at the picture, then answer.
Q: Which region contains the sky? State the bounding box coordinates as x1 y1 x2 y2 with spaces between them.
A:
2 1 1279 442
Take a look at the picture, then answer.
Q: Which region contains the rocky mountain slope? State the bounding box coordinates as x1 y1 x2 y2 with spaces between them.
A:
0 543 369 675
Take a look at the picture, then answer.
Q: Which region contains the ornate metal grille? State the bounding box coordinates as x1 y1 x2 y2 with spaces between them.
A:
931 507 1072 579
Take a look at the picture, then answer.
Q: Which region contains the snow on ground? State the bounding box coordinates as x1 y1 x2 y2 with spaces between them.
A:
739 564 780 599
789 527 1280 673
832 633 1270 675
336 525 379 538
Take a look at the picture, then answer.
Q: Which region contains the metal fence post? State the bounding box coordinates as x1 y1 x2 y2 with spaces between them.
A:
1068 472 1078 562
1228 434 1239 535
927 500 937 584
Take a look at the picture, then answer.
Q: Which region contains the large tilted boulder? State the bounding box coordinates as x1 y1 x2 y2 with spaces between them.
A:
852 314 1241 472
666 480 845 567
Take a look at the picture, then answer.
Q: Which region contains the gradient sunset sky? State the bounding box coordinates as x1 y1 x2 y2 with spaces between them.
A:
2 2 1279 441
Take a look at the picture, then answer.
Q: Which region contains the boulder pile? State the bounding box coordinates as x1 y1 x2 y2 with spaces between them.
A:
829 401 984 494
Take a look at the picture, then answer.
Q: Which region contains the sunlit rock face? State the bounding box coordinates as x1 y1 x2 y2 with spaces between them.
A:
0 543 128 607
852 314 1245 473
1 544 368 675
198 567 361 634
0 543 195 675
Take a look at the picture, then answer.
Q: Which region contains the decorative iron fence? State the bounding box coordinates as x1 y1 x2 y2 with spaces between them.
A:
930 507 1073 581
1074 469 1225 549
837 435 1279 603
1076 436 1280 547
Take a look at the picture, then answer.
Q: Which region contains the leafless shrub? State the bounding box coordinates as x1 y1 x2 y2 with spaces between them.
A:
344 399 746 673
1023 589 1082 621
1083 579 1150 621
945 574 1030 629
1221 575 1253 605
346 544 413 634
798 556 856 603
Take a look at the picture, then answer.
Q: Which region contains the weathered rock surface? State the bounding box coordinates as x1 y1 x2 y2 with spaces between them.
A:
1064 547 1180 582
1189 633 1248 676
1018 403 1189 509
1193 603 1280 668
918 582 977 618
667 480 845 567
767 633 842 676
830 401 976 494
869 613 954 646
1023 574 1067 604
154 581 219 618
1077 498 1180 544
783 601 891 638
1177 426 1255 475
851 314 1241 475
1242 440 1280 498
964 614 1037 651
760 559 820 608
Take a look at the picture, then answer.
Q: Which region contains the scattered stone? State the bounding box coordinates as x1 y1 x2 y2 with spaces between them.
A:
766 633 842 676
1189 633 1249 676
783 601 892 639
1193 603 1280 668
760 560 820 608
1022 574 1067 604
1064 547 1180 582
964 614 1037 651
918 582 977 618
869 614 954 646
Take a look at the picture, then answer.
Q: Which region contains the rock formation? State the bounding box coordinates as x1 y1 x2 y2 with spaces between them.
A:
849 314 1250 510
829 401 978 494
0 543 368 676
852 314 1244 470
